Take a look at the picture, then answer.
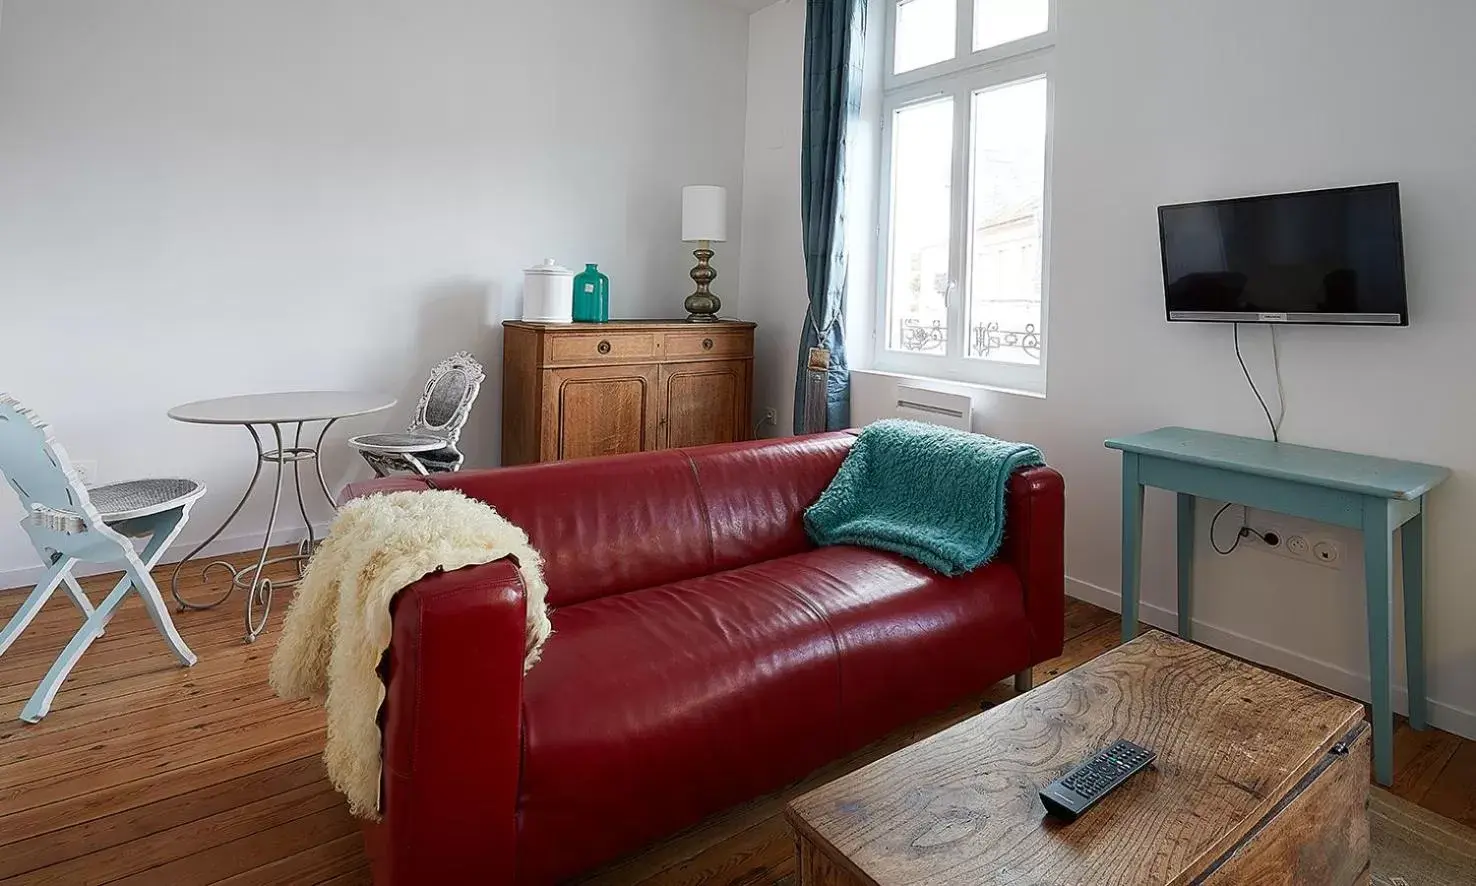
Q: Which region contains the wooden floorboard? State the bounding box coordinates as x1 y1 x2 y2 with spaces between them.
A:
1419 740 1476 830
0 549 349 886
1391 719 1465 806
0 757 326 880
1 556 1472 884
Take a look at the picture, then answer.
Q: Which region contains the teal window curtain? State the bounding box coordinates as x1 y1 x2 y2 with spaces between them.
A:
793 0 867 433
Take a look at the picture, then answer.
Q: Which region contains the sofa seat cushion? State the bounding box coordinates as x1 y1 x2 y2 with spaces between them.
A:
516 545 1033 883
749 546 1032 747
516 571 845 884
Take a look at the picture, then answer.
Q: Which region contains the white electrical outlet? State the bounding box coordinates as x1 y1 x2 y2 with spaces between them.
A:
73 460 99 487
1243 521 1342 570
754 407 780 438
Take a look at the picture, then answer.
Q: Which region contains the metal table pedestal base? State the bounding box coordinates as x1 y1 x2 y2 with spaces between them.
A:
170 421 338 642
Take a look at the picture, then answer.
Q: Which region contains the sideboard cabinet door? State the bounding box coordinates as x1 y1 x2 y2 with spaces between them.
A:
659 360 752 450
543 364 660 461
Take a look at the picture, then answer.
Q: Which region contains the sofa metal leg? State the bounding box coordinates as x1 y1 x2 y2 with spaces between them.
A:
1014 669 1034 694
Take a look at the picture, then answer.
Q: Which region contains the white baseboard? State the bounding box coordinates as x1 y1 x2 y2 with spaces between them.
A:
0 520 334 593
1066 575 1476 742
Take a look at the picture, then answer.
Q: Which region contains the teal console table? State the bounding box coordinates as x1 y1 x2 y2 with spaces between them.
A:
1105 427 1449 786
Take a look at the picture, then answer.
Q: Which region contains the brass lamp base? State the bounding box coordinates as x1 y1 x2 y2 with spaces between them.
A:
685 242 721 322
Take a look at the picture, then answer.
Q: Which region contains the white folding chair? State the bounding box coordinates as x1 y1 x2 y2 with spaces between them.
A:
0 395 203 722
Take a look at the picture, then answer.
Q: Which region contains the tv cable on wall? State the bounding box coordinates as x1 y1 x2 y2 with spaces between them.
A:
1157 180 1410 556
1233 322 1284 443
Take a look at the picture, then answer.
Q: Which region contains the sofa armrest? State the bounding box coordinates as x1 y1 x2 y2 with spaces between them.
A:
361 558 527 886
999 466 1066 662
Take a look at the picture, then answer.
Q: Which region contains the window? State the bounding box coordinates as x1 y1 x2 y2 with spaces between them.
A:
894 0 955 74
875 0 1053 392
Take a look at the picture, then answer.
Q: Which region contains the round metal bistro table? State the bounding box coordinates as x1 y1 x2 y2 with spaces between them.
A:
167 391 396 642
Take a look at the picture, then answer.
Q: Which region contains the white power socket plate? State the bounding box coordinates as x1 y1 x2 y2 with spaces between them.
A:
1248 523 1343 570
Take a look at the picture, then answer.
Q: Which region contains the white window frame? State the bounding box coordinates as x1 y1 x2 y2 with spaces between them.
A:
871 0 1056 394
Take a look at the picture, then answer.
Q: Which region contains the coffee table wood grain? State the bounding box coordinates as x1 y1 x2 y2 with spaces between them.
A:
786 631 1371 885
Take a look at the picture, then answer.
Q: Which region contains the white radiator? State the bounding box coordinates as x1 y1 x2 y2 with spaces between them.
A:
892 384 972 431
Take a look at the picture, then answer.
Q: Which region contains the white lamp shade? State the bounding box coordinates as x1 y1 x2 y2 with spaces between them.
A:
682 185 728 242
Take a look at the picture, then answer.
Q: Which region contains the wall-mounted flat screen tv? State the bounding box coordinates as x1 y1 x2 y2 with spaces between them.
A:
1159 182 1407 325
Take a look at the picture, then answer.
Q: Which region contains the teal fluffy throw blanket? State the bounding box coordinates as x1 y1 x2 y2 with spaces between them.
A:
804 420 1044 576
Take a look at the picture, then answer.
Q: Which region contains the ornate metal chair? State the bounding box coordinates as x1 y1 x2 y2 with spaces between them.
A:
0 395 202 722
349 352 485 477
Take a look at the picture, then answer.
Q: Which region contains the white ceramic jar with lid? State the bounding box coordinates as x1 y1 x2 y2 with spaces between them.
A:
522 259 574 323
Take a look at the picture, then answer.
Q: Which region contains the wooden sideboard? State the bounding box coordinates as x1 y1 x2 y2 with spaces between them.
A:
501 319 756 466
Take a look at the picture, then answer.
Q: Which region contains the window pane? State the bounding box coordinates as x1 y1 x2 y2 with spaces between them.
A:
974 0 1049 52
967 77 1047 365
894 0 956 74
886 97 954 355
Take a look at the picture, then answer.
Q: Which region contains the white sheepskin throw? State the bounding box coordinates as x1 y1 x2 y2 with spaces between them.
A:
269 488 551 820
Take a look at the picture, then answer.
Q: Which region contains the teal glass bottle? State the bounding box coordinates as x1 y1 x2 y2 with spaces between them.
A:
572 263 609 323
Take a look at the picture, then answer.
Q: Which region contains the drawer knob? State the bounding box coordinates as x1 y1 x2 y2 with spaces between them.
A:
702 338 714 351
597 340 612 355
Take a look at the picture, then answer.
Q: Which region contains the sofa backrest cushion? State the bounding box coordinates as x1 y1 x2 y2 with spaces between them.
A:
684 433 855 573
413 433 855 609
424 450 715 608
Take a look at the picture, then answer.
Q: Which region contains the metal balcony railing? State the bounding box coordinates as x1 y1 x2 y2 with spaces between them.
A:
896 319 1041 360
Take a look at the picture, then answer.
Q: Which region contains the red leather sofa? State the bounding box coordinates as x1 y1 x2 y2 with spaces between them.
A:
344 431 1065 885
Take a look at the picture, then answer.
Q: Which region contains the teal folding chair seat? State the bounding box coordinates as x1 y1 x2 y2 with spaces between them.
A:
0 395 202 722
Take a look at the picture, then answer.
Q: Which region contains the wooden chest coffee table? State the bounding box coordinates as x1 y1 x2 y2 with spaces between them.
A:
786 631 1371 885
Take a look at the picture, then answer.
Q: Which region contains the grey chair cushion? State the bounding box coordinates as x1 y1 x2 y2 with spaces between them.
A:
89 478 203 521
349 433 448 454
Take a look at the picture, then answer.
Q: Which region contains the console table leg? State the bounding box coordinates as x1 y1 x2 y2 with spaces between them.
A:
1176 493 1195 640
1401 507 1428 731
1121 454 1144 644
1362 499 1395 786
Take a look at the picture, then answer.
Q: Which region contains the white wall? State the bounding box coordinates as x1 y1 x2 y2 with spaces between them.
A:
739 0 807 434
0 0 751 585
745 0 1476 738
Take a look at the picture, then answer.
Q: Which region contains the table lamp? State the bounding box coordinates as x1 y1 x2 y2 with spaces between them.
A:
682 185 728 322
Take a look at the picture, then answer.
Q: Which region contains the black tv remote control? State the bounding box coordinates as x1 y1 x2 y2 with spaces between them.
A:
1039 739 1156 822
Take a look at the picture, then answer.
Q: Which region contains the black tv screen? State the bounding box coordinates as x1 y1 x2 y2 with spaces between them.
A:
1159 183 1407 325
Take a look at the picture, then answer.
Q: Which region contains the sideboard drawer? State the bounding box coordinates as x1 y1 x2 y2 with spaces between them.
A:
663 330 751 360
545 332 660 367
